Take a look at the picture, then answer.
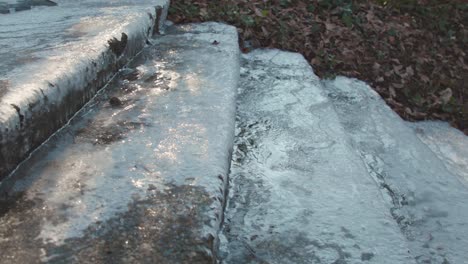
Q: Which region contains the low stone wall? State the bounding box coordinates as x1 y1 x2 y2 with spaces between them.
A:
0 0 170 180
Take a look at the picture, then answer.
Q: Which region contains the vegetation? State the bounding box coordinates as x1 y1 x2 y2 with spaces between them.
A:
169 0 468 134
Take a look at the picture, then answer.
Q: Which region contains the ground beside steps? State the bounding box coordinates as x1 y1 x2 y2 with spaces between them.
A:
0 22 239 263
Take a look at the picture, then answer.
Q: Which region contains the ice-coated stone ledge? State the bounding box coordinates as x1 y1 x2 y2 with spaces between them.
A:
324 77 468 264
409 121 468 188
0 0 170 180
0 22 239 263
221 49 414 263
0 0 57 14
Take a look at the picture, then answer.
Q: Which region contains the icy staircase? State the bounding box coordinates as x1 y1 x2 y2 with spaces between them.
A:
1 3 468 263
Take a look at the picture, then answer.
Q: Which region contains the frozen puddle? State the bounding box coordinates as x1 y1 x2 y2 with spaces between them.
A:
220 50 414 263
0 22 239 263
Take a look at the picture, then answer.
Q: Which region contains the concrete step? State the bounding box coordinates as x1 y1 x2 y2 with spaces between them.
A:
323 77 468 263
221 49 414 263
0 0 170 179
0 22 239 263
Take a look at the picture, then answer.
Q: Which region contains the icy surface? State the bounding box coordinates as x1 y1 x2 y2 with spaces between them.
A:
409 121 468 188
324 77 468 263
0 0 167 92
221 50 414 263
0 0 57 14
0 22 239 263
0 0 170 179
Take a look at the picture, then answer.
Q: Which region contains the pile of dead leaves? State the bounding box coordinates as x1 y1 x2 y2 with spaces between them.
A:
169 0 468 134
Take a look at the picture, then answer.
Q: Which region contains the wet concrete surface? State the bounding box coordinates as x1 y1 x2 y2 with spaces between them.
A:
0 22 239 263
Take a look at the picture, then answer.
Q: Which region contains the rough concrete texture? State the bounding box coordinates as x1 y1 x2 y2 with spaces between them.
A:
0 0 170 180
220 50 414 264
324 77 468 263
0 22 239 263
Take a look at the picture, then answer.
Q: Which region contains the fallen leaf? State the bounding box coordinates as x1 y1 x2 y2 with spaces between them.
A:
389 86 397 98
406 66 414 76
420 74 430 83
439 88 453 105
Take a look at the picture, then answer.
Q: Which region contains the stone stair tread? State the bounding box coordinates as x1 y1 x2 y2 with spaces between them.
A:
221 49 414 264
0 22 239 263
323 77 468 264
